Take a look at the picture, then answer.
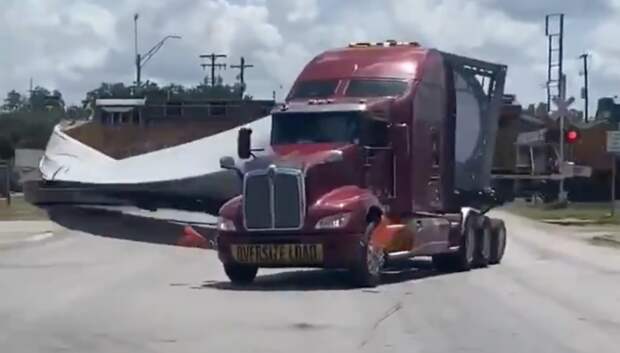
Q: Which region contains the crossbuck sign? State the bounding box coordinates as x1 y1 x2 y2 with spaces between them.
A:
550 96 575 121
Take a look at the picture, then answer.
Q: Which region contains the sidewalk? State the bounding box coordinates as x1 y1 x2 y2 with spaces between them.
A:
497 207 620 249
0 220 62 246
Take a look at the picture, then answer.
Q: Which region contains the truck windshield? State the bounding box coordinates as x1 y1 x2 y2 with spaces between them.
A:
345 79 408 97
271 112 360 145
288 80 339 99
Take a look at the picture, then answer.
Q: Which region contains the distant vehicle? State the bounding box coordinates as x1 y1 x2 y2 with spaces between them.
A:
216 41 508 287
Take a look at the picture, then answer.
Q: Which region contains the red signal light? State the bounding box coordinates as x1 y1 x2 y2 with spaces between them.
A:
565 129 580 144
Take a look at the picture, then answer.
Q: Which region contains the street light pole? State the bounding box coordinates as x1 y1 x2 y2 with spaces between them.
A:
133 13 181 90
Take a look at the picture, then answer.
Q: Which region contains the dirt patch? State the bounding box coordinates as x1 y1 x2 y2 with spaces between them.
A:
590 235 620 248
0 196 47 221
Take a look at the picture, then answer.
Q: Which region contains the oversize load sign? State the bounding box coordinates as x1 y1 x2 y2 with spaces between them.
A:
231 244 323 265
607 131 620 153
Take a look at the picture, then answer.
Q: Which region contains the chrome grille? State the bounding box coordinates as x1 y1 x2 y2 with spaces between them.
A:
243 167 304 231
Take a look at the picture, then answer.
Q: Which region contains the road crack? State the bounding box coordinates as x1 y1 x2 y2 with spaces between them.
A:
359 301 403 348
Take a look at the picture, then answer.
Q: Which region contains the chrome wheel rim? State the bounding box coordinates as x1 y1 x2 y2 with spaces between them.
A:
497 227 506 258
465 226 475 263
482 227 491 260
366 242 384 276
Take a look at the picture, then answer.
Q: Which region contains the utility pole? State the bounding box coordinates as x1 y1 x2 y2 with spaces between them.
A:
134 13 140 87
134 13 181 89
200 53 227 87
579 53 589 122
231 57 254 99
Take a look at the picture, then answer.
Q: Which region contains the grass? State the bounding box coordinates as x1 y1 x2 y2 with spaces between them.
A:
0 195 47 221
508 201 620 226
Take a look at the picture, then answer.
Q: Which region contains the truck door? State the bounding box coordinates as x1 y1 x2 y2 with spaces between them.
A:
413 81 447 211
362 118 393 204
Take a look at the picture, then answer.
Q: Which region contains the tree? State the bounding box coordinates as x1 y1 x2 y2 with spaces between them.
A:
2 90 25 112
66 105 90 120
27 86 51 111
83 80 246 103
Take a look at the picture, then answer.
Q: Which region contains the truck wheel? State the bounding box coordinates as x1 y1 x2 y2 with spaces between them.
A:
474 217 491 268
350 222 384 288
489 219 507 264
224 264 258 285
432 216 476 272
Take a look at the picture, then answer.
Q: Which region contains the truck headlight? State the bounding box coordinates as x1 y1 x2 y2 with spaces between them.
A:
217 217 236 232
315 213 352 230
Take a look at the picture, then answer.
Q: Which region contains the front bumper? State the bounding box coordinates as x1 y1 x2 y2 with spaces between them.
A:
217 233 364 269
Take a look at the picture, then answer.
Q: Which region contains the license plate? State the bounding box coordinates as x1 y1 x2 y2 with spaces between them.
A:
231 244 323 265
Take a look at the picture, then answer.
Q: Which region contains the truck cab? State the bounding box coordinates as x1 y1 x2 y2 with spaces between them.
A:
216 41 508 287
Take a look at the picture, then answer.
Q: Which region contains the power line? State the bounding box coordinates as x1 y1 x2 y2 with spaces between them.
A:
231 57 254 98
200 53 227 87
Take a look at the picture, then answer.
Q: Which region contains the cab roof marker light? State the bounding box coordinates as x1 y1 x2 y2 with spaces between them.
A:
348 42 371 48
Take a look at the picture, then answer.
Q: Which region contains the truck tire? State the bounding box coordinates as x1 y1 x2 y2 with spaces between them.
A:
350 222 384 288
224 264 258 285
432 216 477 272
473 217 491 268
489 219 507 264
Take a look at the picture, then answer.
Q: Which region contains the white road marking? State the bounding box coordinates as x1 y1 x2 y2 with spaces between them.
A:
0 231 55 246
24 232 54 242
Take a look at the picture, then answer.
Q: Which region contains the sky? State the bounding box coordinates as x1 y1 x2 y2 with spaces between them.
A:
1 0 619 115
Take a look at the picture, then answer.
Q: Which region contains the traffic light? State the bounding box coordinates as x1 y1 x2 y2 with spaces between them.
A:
565 129 580 144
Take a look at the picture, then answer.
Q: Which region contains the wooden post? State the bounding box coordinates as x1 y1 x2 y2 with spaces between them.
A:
612 155 616 216
1 161 10 207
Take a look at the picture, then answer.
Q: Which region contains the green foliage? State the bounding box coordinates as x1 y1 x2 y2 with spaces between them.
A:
83 80 247 104
2 90 25 112
1 79 254 150
0 110 62 149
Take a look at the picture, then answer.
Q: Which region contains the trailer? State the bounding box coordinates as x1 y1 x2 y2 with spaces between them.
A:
215 41 509 287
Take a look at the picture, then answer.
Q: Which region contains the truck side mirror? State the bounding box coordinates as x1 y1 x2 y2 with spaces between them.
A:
238 127 252 159
389 123 409 155
220 156 243 179
219 156 236 170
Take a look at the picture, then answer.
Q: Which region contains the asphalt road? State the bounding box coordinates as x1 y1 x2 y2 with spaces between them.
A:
1 210 619 353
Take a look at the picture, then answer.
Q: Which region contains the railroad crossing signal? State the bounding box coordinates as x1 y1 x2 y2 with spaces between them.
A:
565 129 580 144
550 96 575 121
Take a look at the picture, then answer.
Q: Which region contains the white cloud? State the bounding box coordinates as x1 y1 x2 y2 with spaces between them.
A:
0 0 619 110
285 0 319 23
388 0 540 57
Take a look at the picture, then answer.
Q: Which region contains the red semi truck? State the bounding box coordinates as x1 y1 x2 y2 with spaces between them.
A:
216 41 508 287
